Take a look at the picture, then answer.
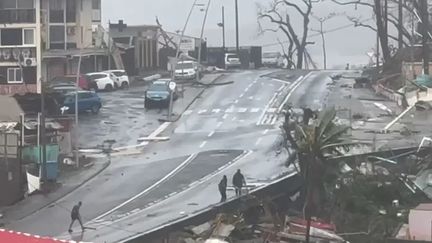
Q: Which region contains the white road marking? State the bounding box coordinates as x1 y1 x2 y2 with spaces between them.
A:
239 93 244 98
248 96 254 100
244 87 249 92
93 153 197 221
223 114 229 119
257 93 278 125
255 137 263 146
198 109 207 114
199 141 207 148
238 108 247 113
216 121 223 128
278 72 313 113
267 108 277 113
277 84 285 92
212 108 221 113
183 110 193 115
250 108 260 113
234 99 239 104
262 129 269 135
270 115 278 125
232 117 237 121
208 131 215 137
226 108 235 113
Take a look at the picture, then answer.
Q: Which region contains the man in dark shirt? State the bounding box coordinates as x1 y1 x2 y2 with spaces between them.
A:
68 201 84 233
218 175 227 202
232 169 246 196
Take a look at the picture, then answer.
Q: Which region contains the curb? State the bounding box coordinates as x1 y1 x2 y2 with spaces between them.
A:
171 74 226 122
3 159 111 224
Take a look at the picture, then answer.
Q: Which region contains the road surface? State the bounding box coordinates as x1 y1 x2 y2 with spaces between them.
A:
5 69 339 242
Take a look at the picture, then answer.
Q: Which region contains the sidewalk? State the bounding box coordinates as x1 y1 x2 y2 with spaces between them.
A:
327 72 432 149
0 158 109 225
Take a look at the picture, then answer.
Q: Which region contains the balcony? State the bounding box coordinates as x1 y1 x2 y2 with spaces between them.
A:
49 10 76 23
0 9 36 24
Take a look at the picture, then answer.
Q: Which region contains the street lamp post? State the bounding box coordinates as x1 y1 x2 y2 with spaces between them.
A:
235 0 239 54
74 50 82 168
169 0 199 121
196 0 212 83
217 6 226 50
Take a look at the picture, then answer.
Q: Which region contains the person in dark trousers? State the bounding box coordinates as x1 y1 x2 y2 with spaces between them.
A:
232 169 246 196
68 201 84 233
218 175 227 202
302 107 314 125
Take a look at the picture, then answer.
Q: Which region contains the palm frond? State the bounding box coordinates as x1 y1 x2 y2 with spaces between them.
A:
316 107 337 142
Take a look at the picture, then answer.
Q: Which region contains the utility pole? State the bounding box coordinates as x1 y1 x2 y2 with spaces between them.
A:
420 0 429 75
40 81 47 185
376 29 380 68
169 0 198 121
235 0 239 54
398 0 403 49
222 6 225 49
197 0 211 83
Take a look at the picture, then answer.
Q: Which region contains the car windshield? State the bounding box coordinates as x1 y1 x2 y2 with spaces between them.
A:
227 54 238 59
148 84 168 92
176 62 194 69
263 53 279 58
112 71 126 77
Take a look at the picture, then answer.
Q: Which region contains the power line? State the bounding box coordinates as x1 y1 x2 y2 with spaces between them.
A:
262 18 374 48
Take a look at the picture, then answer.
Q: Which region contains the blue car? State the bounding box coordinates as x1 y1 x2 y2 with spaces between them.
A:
63 91 102 114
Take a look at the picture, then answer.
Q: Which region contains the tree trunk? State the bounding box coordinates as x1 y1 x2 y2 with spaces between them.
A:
374 0 391 62
398 0 403 49
297 45 305 69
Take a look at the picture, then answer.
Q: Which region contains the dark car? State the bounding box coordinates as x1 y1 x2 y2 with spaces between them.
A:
63 91 102 114
145 80 178 109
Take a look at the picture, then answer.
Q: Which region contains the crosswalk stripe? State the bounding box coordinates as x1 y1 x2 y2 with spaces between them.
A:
225 108 235 113
250 108 260 113
238 108 247 113
183 110 193 115
212 109 221 113
198 109 207 114
267 107 277 113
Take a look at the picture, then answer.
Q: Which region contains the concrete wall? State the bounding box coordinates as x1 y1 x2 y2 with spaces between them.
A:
402 62 432 81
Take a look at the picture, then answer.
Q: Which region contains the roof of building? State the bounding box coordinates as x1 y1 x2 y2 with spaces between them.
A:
109 25 160 39
43 48 108 59
413 203 432 211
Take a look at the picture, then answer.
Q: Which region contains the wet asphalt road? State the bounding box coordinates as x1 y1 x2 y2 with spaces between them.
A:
6 69 341 241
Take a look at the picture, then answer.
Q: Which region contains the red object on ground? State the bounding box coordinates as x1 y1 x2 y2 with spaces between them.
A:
290 217 336 232
0 229 89 243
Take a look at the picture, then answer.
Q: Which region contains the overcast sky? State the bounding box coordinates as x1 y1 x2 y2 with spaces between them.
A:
102 0 387 68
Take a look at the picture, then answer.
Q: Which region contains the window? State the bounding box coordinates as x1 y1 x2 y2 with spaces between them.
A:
23 29 34 45
17 0 33 9
1 29 22 45
92 0 100 9
7 68 22 83
49 26 65 49
1 0 17 9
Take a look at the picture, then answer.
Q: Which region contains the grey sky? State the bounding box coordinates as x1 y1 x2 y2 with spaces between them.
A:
102 0 386 68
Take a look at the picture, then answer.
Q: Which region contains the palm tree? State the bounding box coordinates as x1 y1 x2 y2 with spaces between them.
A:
284 107 353 243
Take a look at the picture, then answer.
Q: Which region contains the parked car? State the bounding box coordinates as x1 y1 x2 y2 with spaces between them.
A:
62 91 102 114
86 72 115 91
174 61 198 80
145 79 178 109
225 53 241 69
262 52 284 68
50 84 82 95
102 70 130 88
50 75 95 90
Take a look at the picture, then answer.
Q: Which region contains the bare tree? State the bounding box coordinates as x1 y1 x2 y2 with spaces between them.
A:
258 0 317 69
331 0 416 64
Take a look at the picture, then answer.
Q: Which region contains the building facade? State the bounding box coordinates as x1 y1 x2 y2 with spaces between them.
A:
0 0 106 95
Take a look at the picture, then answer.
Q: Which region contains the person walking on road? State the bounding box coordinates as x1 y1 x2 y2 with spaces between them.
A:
68 201 84 233
218 175 228 202
233 169 246 196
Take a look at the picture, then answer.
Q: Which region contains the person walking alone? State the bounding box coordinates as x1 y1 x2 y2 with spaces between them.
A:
68 201 84 233
232 169 246 196
218 175 227 202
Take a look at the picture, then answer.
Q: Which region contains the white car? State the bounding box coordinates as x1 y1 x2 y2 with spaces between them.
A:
103 70 130 89
174 61 198 80
262 52 284 68
86 72 115 91
225 53 241 69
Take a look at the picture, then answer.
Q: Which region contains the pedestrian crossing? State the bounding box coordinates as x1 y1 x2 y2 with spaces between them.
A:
182 107 281 126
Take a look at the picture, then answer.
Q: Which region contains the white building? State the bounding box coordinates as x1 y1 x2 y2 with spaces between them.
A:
0 0 106 95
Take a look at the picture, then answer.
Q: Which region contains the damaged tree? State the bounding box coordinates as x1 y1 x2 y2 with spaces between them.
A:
257 0 316 69
282 107 353 243
331 0 415 63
